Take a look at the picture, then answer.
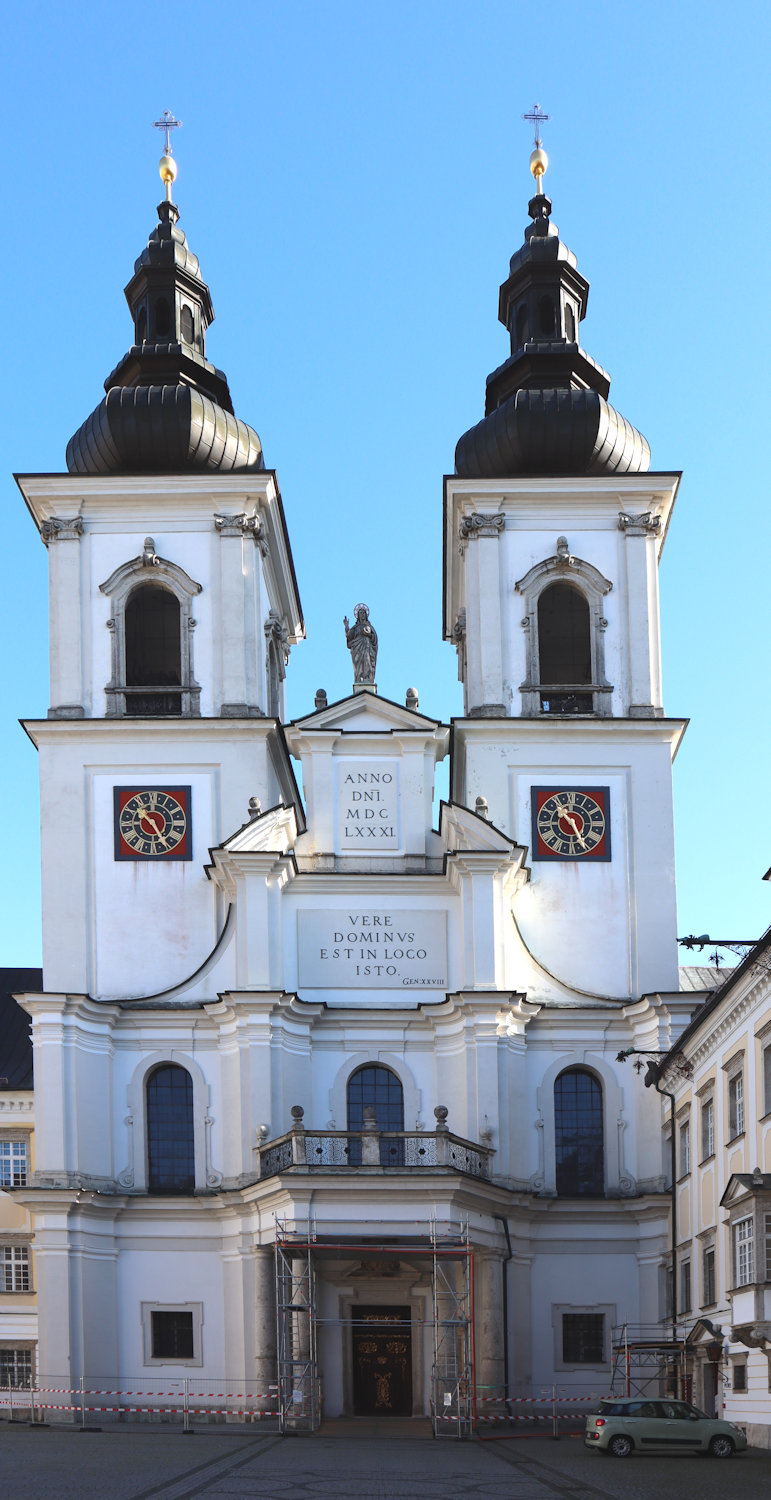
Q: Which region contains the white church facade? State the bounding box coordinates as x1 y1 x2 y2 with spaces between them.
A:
11 138 710 1427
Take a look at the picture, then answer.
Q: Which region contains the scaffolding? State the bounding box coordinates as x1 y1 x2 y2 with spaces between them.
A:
610 1323 688 1400
274 1216 473 1437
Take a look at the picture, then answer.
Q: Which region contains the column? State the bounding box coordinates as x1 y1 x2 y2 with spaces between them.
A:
254 1245 277 1394
43 518 85 718
460 513 506 716
477 1251 505 1393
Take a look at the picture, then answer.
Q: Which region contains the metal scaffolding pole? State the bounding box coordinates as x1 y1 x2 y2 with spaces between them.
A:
275 1216 320 1433
430 1215 473 1438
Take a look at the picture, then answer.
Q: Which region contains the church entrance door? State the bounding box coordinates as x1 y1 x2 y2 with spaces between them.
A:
351 1306 412 1415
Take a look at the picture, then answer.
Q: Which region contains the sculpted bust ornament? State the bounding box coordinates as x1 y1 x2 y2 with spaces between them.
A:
344 603 378 683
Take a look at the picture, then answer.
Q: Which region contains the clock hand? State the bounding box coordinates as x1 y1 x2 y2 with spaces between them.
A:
560 810 588 848
138 808 164 836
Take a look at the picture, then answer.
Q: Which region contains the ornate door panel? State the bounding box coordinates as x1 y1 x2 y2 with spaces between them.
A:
352 1306 412 1416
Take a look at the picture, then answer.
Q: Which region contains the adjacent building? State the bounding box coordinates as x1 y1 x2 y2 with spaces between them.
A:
659 930 771 1447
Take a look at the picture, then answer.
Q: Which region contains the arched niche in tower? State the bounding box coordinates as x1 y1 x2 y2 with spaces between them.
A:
100 542 202 717
516 541 613 717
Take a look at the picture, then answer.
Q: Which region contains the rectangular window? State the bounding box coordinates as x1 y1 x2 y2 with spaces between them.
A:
701 1098 714 1160
562 1313 604 1364
702 1246 716 1305
0 1246 30 1292
679 1121 690 1176
733 1216 754 1287
0 1349 32 1387
151 1310 194 1360
765 1213 771 1282
733 1363 747 1392
764 1046 771 1117
728 1074 745 1137
0 1141 27 1188
680 1259 691 1313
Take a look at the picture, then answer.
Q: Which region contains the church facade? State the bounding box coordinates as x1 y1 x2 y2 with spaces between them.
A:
12 139 706 1426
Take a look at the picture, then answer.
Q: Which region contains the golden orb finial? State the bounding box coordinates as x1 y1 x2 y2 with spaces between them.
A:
529 146 548 190
159 153 178 201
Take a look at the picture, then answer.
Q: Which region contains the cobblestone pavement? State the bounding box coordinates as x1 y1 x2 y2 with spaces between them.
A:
1 1423 771 1499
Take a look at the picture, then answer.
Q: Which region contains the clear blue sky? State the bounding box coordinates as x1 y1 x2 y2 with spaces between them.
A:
0 0 768 966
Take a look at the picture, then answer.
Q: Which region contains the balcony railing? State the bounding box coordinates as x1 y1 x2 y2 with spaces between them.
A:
258 1105 492 1182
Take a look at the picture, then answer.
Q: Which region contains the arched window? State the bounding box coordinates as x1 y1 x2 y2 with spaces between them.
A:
180 304 194 344
100 545 202 718
554 1068 604 1196
565 303 575 342
347 1065 404 1166
537 582 592 714
125 584 182 716
515 544 613 717
136 306 147 343
516 303 530 346
146 1064 195 1194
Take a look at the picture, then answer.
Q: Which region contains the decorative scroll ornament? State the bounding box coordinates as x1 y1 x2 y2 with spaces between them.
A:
264 609 290 666
458 512 505 549
617 510 661 535
214 513 268 553
40 517 84 544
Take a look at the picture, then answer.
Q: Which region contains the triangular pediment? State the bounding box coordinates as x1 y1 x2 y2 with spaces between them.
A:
286 688 446 740
720 1171 771 1208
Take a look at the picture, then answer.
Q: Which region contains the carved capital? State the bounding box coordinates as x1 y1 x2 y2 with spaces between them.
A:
618 510 661 536
459 512 505 545
452 607 466 643
40 516 83 545
214 513 268 553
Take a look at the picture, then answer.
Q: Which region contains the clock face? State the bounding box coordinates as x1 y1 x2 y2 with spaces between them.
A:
114 786 192 862
531 787 611 861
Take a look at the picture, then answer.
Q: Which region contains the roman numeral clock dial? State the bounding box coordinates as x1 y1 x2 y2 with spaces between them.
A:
531 787 611 862
114 787 193 861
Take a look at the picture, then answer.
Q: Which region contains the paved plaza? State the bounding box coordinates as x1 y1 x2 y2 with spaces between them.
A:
2 1422 771 1500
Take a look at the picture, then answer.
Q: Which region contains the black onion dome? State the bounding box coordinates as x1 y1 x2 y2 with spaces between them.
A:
454 191 649 479
67 200 264 474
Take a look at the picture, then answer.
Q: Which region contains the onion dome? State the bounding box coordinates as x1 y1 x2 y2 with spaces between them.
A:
67 150 263 475
455 149 650 479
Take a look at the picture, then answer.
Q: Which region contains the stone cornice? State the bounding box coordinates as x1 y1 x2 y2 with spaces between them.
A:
665 970 771 1083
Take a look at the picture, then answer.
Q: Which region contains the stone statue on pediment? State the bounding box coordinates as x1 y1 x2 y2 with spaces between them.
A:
344 603 378 684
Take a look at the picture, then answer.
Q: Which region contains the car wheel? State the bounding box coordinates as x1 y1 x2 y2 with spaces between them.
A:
708 1435 735 1458
608 1435 634 1457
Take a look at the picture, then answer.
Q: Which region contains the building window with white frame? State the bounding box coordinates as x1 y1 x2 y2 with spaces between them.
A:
732 1216 754 1287
0 1245 30 1292
764 1045 771 1117
728 1073 745 1138
0 1140 27 1188
700 1097 714 1160
141 1302 203 1366
702 1245 716 1306
765 1213 771 1282
679 1119 690 1177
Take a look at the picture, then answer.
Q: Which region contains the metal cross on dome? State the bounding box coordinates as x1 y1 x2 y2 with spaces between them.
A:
153 110 182 155
523 103 549 147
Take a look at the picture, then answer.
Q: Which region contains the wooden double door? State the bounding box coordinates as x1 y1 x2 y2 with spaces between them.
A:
351 1305 412 1416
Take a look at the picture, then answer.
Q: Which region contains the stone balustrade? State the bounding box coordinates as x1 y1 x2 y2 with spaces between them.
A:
258 1104 492 1181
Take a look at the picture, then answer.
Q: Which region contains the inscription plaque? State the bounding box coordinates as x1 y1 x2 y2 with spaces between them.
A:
336 761 400 852
298 909 447 989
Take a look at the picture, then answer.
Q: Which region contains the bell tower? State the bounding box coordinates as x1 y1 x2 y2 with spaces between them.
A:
16 133 304 1001
445 135 685 999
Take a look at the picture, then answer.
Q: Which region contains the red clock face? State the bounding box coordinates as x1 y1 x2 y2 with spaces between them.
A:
114 787 192 861
531 787 611 861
